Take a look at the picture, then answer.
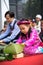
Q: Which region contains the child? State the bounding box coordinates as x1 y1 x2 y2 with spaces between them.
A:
35 14 42 34
28 17 36 28
39 20 43 42
17 19 43 55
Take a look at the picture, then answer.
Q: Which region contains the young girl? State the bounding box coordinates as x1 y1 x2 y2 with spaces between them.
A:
17 19 43 55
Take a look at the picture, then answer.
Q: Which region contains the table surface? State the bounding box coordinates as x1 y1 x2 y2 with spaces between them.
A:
0 54 43 65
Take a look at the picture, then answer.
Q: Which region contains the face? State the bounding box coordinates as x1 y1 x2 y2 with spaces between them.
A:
36 17 40 22
5 14 12 23
19 24 30 34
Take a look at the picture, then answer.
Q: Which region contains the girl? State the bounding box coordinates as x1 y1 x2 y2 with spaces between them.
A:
17 19 43 55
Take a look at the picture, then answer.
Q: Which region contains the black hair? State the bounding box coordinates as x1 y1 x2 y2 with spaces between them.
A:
20 28 32 39
5 11 15 18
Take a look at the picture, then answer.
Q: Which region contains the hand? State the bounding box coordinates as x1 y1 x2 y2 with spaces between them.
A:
0 40 5 45
22 43 25 45
0 40 3 43
21 43 26 46
16 43 19 44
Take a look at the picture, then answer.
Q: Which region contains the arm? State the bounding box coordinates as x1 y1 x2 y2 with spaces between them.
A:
24 29 40 46
16 36 22 44
0 25 11 40
2 24 20 43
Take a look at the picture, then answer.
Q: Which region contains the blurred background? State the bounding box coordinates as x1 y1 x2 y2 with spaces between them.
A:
0 0 43 30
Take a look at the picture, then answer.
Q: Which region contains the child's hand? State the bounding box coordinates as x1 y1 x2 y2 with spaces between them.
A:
21 43 26 46
16 43 19 44
22 43 25 45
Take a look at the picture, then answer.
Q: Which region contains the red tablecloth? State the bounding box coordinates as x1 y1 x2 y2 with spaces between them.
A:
0 54 43 65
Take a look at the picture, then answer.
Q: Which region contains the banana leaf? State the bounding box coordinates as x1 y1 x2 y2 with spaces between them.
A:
0 44 6 54
4 42 25 55
0 56 5 61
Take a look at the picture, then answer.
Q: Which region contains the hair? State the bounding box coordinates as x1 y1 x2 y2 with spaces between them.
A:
5 11 15 18
18 18 32 38
20 28 32 39
17 18 30 25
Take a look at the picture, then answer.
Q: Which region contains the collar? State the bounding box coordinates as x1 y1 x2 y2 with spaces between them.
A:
10 18 16 26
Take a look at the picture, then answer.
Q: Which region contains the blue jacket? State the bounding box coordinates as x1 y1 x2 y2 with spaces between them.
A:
0 19 20 43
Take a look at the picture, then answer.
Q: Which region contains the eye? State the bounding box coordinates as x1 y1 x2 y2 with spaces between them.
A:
20 28 25 31
22 28 25 29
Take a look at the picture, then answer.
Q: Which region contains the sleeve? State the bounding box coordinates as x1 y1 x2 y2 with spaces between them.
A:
0 25 11 40
24 29 39 46
3 24 20 43
16 36 22 44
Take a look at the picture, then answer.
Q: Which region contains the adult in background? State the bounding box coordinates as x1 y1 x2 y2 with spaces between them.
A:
35 14 42 34
0 11 20 44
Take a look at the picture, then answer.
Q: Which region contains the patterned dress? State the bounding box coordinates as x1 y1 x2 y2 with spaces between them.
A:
17 28 43 55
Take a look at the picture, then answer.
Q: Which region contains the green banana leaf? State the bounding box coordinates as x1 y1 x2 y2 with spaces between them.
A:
4 42 25 55
0 56 5 61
